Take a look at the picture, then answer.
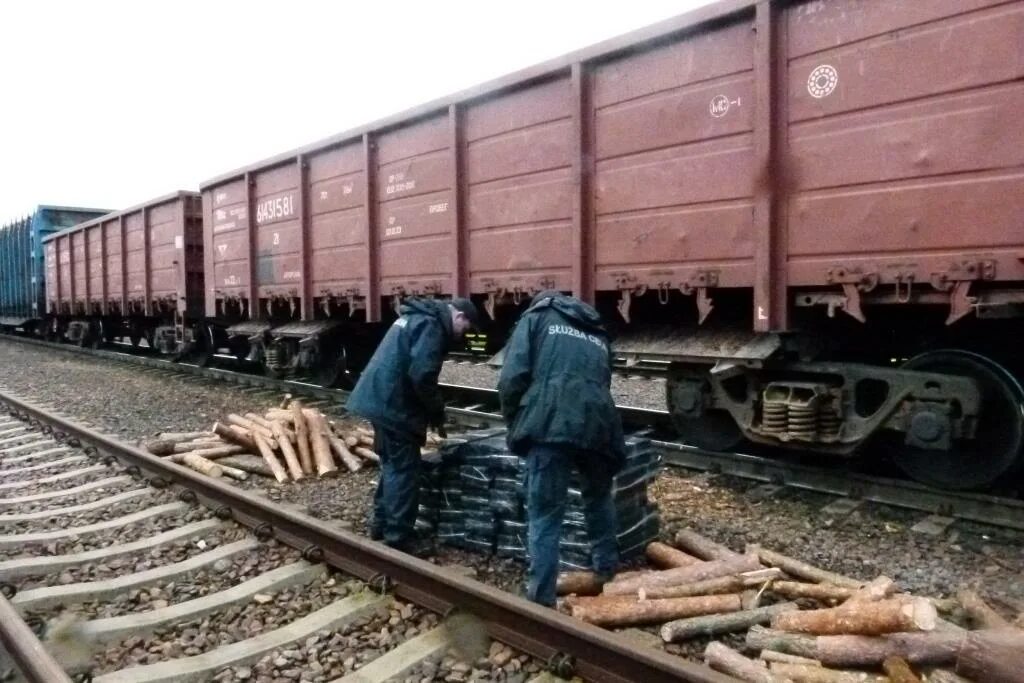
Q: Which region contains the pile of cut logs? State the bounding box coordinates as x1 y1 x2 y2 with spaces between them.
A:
143 397 380 483
558 529 1024 683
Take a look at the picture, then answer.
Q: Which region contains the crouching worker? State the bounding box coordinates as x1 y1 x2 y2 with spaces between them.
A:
497 290 626 606
347 297 480 557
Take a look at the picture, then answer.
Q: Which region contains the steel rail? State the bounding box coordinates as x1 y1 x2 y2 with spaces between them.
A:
0 390 736 683
0 591 72 683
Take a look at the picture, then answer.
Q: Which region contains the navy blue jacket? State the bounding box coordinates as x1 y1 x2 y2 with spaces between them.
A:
347 299 450 443
497 292 626 469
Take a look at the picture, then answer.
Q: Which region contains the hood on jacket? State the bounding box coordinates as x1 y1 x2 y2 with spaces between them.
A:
400 298 454 338
526 290 606 334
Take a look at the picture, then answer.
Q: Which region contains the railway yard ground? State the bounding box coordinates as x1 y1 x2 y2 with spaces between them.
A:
0 338 1021 682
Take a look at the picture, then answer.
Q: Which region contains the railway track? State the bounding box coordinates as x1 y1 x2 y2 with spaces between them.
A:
0 389 731 683
1 333 1022 536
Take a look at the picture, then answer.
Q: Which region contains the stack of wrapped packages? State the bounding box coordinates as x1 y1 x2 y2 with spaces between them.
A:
416 427 660 568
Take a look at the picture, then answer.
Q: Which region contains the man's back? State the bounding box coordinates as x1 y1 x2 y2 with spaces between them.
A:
498 292 625 467
347 298 449 442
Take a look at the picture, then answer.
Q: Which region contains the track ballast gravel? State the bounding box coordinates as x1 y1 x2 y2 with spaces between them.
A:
2 338 1023 678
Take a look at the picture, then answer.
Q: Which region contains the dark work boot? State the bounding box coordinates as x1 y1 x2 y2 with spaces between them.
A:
388 537 436 559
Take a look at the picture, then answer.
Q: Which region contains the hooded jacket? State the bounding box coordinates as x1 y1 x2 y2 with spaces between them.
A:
346 298 451 443
497 291 626 468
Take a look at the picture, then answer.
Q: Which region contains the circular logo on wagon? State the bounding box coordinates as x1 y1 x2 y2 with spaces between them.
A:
709 94 731 117
807 64 838 98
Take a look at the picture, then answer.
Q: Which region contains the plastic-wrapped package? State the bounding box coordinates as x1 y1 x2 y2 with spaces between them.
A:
463 536 495 554
429 428 661 559
465 515 497 536
492 475 522 491
461 494 491 510
496 533 527 559
439 508 465 524
440 486 462 504
561 511 660 553
460 465 492 492
489 489 522 517
500 518 527 534
558 555 592 571
419 491 446 508
437 524 466 548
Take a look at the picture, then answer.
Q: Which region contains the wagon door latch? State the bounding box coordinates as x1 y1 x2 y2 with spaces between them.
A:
345 288 366 317
930 260 995 325
823 267 880 323
614 276 647 324
390 287 407 316
679 270 719 325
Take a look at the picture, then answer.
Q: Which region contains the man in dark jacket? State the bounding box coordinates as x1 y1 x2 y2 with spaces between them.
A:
347 297 480 555
498 290 625 606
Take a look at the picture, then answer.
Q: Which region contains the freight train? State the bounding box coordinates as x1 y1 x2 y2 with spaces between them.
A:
1 0 1022 491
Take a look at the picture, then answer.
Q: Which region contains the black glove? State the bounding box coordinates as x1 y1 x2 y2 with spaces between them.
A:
435 424 448 440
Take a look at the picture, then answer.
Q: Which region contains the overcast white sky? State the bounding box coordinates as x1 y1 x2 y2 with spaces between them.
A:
0 0 715 220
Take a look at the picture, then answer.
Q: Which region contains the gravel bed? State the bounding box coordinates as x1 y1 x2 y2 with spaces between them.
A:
440 360 668 411
0 341 312 444
18 524 253 591
27 540 300 622
0 479 140 514
93 572 367 673
211 598 434 683
0 488 161 535
4 339 1022 677
400 645 544 683
0 505 215 560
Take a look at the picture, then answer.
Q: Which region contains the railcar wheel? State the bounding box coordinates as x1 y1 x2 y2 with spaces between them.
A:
195 326 216 367
264 365 286 379
888 350 1024 491
317 346 355 389
667 373 745 451
230 339 251 363
89 322 104 349
670 409 745 452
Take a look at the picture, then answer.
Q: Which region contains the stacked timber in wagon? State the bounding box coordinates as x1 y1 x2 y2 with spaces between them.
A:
555 528 1023 683
141 396 383 483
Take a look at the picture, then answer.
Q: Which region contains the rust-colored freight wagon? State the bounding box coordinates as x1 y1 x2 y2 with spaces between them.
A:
44 191 204 353
201 0 1024 489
